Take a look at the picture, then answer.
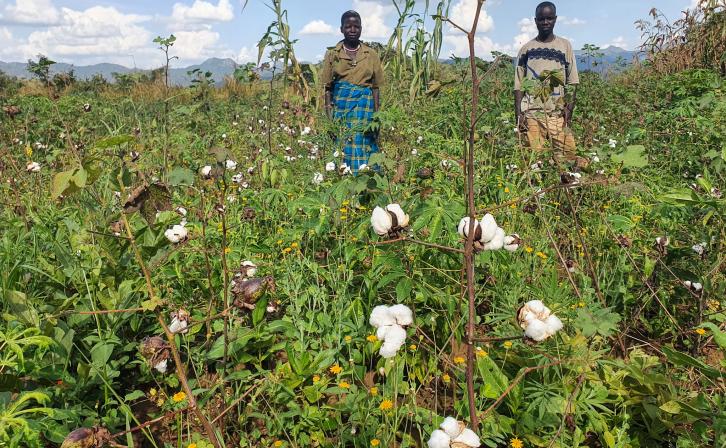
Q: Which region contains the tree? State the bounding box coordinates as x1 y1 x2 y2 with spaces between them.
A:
26 55 56 86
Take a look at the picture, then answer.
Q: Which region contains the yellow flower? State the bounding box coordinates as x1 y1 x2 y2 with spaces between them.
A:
290 242 299 249
503 341 513 349
329 364 342 375
217 223 223 232
341 215 348 220
274 441 284 447
340 208 348 213
172 391 186 403
510 437 524 448
510 204 516 209
282 247 292 254
453 356 466 364
409 344 417 351
578 302 586 308
695 328 706 335
408 255 415 262
367 335 378 343
224 247 231 254
442 374 451 383
156 398 164 406
339 381 350 389
344 335 352 343
351 236 358 242
632 215 643 223
476 347 488 357
504 187 510 193
370 387 378 396
276 239 283 245
379 399 393 410
312 375 320 383
25 146 33 157
535 251 548 260
371 439 380 447
149 388 157 397
525 246 534 253
188 443 197 448
342 200 350 206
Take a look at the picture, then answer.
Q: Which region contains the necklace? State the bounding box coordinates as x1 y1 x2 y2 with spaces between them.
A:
343 43 361 52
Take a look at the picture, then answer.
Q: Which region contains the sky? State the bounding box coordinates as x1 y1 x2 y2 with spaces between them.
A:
0 0 701 69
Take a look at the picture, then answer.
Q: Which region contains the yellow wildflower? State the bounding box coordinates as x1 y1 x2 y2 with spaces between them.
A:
379 399 393 410
578 302 586 308
442 373 451 383
282 247 292 254
156 398 164 407
510 437 524 448
276 239 283 245
525 246 534 253
367 335 378 343
342 200 350 206
504 187 510 193
409 344 417 351
340 207 348 213
224 247 231 254
217 223 223 232
25 146 33 157
149 388 157 397
172 391 186 403
408 255 414 262
274 441 283 447
344 335 352 343
371 439 380 447
453 356 466 364
370 387 378 396
695 328 706 336
535 251 548 260
503 341 513 349
312 375 320 383
188 444 197 448
476 347 488 357
329 364 342 375
339 381 350 389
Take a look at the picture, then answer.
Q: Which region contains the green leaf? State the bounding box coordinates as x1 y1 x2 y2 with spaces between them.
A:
141 296 163 311
90 343 114 367
661 345 721 379
611 145 648 168
51 169 76 199
168 167 195 186
94 135 134 149
396 277 413 301
699 323 726 350
124 390 145 401
659 400 682 414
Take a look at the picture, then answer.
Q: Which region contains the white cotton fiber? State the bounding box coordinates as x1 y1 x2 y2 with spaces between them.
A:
384 325 407 347
427 429 451 448
524 319 549 342
479 213 498 243
370 305 395 327
544 315 563 336
440 416 463 438
376 325 392 341
483 227 506 251
388 304 413 326
154 359 168 373
379 341 403 358
452 428 481 447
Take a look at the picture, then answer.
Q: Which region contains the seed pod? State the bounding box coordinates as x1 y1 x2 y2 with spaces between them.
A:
233 276 275 310
140 336 171 372
417 167 433 179
61 426 111 448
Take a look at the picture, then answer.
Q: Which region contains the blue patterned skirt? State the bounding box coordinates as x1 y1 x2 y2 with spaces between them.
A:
332 81 379 174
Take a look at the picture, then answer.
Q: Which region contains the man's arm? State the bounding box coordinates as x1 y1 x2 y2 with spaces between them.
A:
324 88 333 119
514 90 525 131
564 85 577 127
373 88 380 112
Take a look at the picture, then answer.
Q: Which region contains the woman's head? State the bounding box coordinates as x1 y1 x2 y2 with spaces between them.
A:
340 10 362 43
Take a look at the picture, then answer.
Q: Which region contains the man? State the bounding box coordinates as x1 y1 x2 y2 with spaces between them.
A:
514 1 579 163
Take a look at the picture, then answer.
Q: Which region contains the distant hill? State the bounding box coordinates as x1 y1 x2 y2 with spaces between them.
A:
0 46 639 86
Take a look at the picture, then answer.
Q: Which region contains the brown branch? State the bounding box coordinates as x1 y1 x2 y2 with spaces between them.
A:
211 378 266 424
479 360 562 420
111 407 188 439
371 236 465 254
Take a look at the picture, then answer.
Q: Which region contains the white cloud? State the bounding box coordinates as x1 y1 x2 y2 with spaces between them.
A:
170 0 234 26
444 34 507 60
603 36 628 49
299 20 335 36
352 0 393 40
0 0 60 26
559 16 586 26
448 0 494 34
172 27 224 61
237 46 255 64
513 17 537 49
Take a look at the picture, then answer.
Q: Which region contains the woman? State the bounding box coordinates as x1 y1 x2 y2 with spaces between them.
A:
321 10 384 174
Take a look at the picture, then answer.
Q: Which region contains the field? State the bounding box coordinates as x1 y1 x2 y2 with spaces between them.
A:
0 2 725 448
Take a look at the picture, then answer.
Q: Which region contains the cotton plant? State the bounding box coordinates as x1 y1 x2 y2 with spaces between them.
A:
164 224 188 244
325 161 336 172
457 214 518 252
371 204 410 238
427 416 481 448
169 309 190 335
26 161 41 172
517 300 563 342
684 280 703 293
369 304 413 358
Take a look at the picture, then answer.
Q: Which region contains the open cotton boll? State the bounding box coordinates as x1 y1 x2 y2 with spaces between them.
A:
370 305 396 328
458 217 481 240
440 417 463 438
201 165 212 177
379 340 404 358
164 224 188 244
376 325 393 341
26 161 41 172
388 304 413 326
386 204 410 228
225 160 237 170
371 207 394 236
325 162 336 172
483 227 506 251
524 319 549 342
452 428 481 447
241 261 257 277
427 429 451 448
383 325 407 348
503 234 520 252
312 172 324 185
154 359 168 373
479 214 498 243
544 315 563 336
524 300 546 317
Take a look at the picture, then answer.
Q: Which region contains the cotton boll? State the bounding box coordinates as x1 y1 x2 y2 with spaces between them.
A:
312 172 324 185
691 282 703 292
503 234 520 252
370 305 395 328
388 304 413 326
371 206 393 236
201 165 212 177
483 227 506 251
226 160 237 170
384 325 407 348
26 161 41 172
440 417 463 438
427 429 452 448
154 359 168 373
164 224 188 244
524 300 545 315
479 214 498 243
544 315 563 337
458 217 481 240
379 341 403 358
325 161 336 172
376 325 392 341
524 319 549 342
241 260 257 277
386 204 409 228
452 428 481 447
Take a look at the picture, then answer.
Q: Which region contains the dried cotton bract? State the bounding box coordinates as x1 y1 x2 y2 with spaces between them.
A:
427 416 481 448
369 304 413 358
371 204 410 238
517 300 563 342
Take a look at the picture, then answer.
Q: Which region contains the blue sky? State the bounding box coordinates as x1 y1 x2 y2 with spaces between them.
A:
0 0 698 68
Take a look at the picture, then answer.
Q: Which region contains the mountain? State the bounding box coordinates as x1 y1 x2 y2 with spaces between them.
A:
0 58 242 86
573 46 640 73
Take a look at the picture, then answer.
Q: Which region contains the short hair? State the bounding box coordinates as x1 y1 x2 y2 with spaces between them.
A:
341 10 361 25
536 2 556 15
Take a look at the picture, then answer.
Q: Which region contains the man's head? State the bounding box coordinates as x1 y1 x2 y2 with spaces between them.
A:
340 10 362 42
535 2 557 36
